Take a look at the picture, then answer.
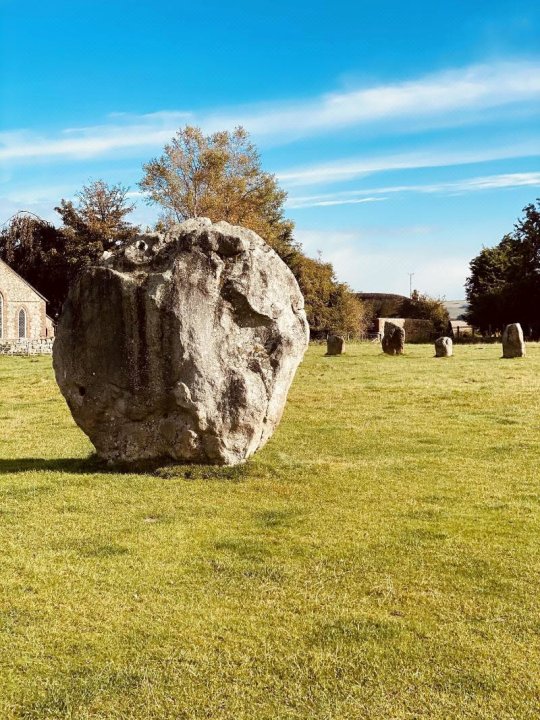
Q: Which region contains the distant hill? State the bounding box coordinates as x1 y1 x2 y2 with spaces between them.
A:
443 300 469 321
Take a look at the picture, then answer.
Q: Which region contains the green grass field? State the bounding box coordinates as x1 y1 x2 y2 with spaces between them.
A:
1 343 540 719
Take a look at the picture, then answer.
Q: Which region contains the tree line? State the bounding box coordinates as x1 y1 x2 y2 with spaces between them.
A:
466 200 540 337
0 126 367 336
10 123 515 338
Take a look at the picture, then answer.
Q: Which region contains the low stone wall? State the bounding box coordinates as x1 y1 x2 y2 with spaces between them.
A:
0 338 54 355
377 317 434 343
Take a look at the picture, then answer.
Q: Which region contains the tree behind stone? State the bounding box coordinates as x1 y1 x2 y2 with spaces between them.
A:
56 180 139 256
139 126 297 261
139 125 366 337
0 213 69 317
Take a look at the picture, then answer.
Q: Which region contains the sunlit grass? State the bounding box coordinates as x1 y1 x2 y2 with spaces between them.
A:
1 343 540 719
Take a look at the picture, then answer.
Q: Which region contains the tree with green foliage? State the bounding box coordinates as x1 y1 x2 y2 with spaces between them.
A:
0 213 69 317
466 200 540 336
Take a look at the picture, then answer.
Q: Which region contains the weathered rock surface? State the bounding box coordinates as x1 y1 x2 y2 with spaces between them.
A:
326 335 344 355
382 321 405 355
434 336 453 357
502 323 525 358
53 218 309 465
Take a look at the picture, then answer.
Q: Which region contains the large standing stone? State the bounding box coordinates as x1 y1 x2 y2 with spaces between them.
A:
53 218 309 465
434 336 453 357
382 321 405 355
502 323 525 358
326 335 344 355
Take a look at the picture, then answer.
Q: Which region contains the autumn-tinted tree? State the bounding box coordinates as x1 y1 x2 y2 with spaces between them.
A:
56 180 139 258
140 126 297 261
466 200 540 336
140 125 365 335
400 290 450 336
329 284 368 336
356 291 449 336
288 254 367 336
0 181 138 316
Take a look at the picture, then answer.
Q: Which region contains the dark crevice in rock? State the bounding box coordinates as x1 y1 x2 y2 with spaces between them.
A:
221 281 273 329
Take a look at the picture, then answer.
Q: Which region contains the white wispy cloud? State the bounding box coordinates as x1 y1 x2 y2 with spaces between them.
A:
449 171 540 191
219 60 540 138
0 112 192 162
1 60 540 164
288 196 388 208
279 146 540 187
287 171 540 208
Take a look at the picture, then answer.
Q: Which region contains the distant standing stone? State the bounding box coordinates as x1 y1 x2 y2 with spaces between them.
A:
434 336 453 357
382 321 405 355
502 323 526 358
326 335 344 355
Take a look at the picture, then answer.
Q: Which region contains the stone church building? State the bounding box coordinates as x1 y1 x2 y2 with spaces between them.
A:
0 259 55 340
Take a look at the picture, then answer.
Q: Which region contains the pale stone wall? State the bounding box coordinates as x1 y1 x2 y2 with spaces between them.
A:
378 317 406 334
45 315 56 338
377 317 434 343
0 339 54 355
0 260 47 340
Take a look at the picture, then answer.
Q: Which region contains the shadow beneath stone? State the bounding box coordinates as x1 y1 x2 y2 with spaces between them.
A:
0 455 251 479
0 455 115 476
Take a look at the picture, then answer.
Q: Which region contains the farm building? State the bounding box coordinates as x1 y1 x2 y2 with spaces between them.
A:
356 292 435 342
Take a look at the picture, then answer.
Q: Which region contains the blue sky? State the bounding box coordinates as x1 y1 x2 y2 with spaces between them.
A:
1 0 539 298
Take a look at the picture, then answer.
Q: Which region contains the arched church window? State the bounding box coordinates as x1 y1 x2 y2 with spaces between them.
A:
18 308 27 339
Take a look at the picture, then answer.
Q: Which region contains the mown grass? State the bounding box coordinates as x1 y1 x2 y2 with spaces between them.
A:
1 343 540 719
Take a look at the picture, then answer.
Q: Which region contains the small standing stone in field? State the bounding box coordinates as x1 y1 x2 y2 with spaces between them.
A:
326 335 344 355
434 336 453 357
502 323 526 358
53 218 309 466
382 321 405 355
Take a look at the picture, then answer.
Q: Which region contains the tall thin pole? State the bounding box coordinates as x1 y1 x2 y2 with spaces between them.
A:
408 272 415 298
